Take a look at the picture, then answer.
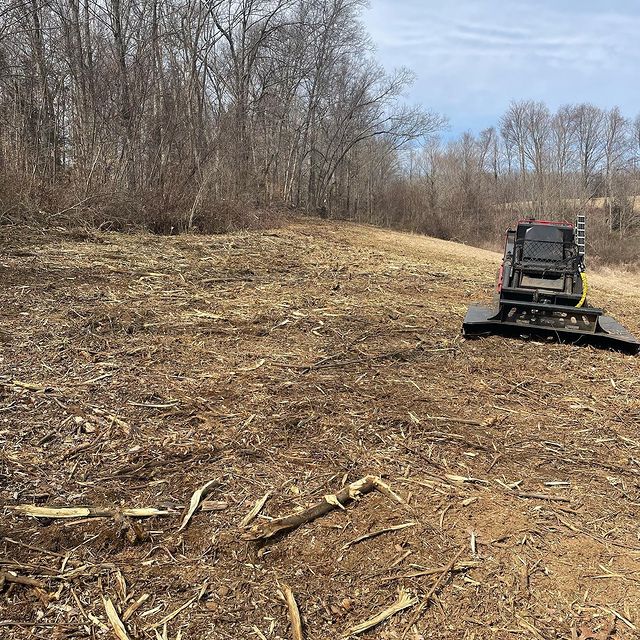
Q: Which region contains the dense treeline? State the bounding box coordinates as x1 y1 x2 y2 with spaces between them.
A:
2 1 640 264
366 101 640 263
0 0 442 231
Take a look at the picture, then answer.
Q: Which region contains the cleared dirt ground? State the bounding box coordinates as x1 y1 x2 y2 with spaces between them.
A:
2 219 640 639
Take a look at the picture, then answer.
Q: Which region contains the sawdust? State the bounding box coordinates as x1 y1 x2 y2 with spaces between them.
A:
2 218 640 639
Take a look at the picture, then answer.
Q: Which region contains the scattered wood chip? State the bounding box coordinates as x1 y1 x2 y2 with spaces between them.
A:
201 500 228 512
516 615 546 640
383 560 481 583
0 571 45 588
401 547 465 638
252 625 268 640
516 492 570 503
237 358 266 372
445 474 488 485
103 597 131 640
145 594 199 630
11 505 170 519
283 585 304 640
346 589 417 637
122 593 150 621
608 608 636 631
240 492 271 528
572 617 615 640
178 480 217 532
10 380 52 392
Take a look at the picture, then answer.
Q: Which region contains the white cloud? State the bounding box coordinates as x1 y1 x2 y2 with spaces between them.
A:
363 0 640 134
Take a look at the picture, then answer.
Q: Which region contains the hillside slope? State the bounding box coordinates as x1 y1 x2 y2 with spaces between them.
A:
2 220 640 639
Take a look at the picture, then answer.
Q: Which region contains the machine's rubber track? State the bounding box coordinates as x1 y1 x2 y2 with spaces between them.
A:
463 303 640 353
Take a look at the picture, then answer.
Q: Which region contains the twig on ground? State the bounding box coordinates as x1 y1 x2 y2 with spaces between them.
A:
342 522 416 549
345 589 418 637
401 547 465 639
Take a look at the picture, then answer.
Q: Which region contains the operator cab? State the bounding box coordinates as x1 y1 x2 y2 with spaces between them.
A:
514 221 577 293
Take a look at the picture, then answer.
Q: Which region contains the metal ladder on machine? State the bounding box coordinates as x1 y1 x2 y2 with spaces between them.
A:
576 212 586 263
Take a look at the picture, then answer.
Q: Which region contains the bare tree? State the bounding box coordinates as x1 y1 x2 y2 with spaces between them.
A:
602 107 630 230
572 103 606 196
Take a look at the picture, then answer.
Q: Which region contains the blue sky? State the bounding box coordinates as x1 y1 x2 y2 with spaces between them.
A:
363 0 640 137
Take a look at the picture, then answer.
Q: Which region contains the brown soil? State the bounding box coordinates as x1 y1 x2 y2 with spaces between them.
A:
2 219 640 639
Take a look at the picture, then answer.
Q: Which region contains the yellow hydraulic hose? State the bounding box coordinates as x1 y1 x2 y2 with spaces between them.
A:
576 271 588 308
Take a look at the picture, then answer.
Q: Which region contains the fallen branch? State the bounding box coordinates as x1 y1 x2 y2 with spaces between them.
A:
283 585 304 640
11 505 170 519
242 475 405 541
345 589 417 637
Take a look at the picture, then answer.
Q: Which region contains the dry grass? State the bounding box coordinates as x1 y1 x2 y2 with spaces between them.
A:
2 219 640 639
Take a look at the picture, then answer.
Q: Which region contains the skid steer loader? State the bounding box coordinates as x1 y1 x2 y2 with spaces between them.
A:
462 217 639 352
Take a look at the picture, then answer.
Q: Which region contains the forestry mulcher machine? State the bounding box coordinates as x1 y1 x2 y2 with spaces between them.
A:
463 216 640 352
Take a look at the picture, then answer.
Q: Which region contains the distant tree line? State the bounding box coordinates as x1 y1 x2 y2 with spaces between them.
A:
365 101 640 263
1 0 640 264
0 0 443 231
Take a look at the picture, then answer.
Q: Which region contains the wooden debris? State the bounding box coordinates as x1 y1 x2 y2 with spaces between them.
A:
369 476 407 505
5 222 640 640
401 548 465 638
283 585 304 640
383 560 481 583
252 626 269 640
470 530 477 557
425 415 487 426
342 522 416 549
346 589 417 637
11 505 170 519
201 500 229 512
445 474 488 485
145 594 199 630
516 615 546 640
571 617 615 640
0 571 45 588
123 593 150 621
515 491 570 503
103 597 131 640
9 380 52 392
242 475 404 541
178 480 217 532
608 608 636 631
240 492 271 528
